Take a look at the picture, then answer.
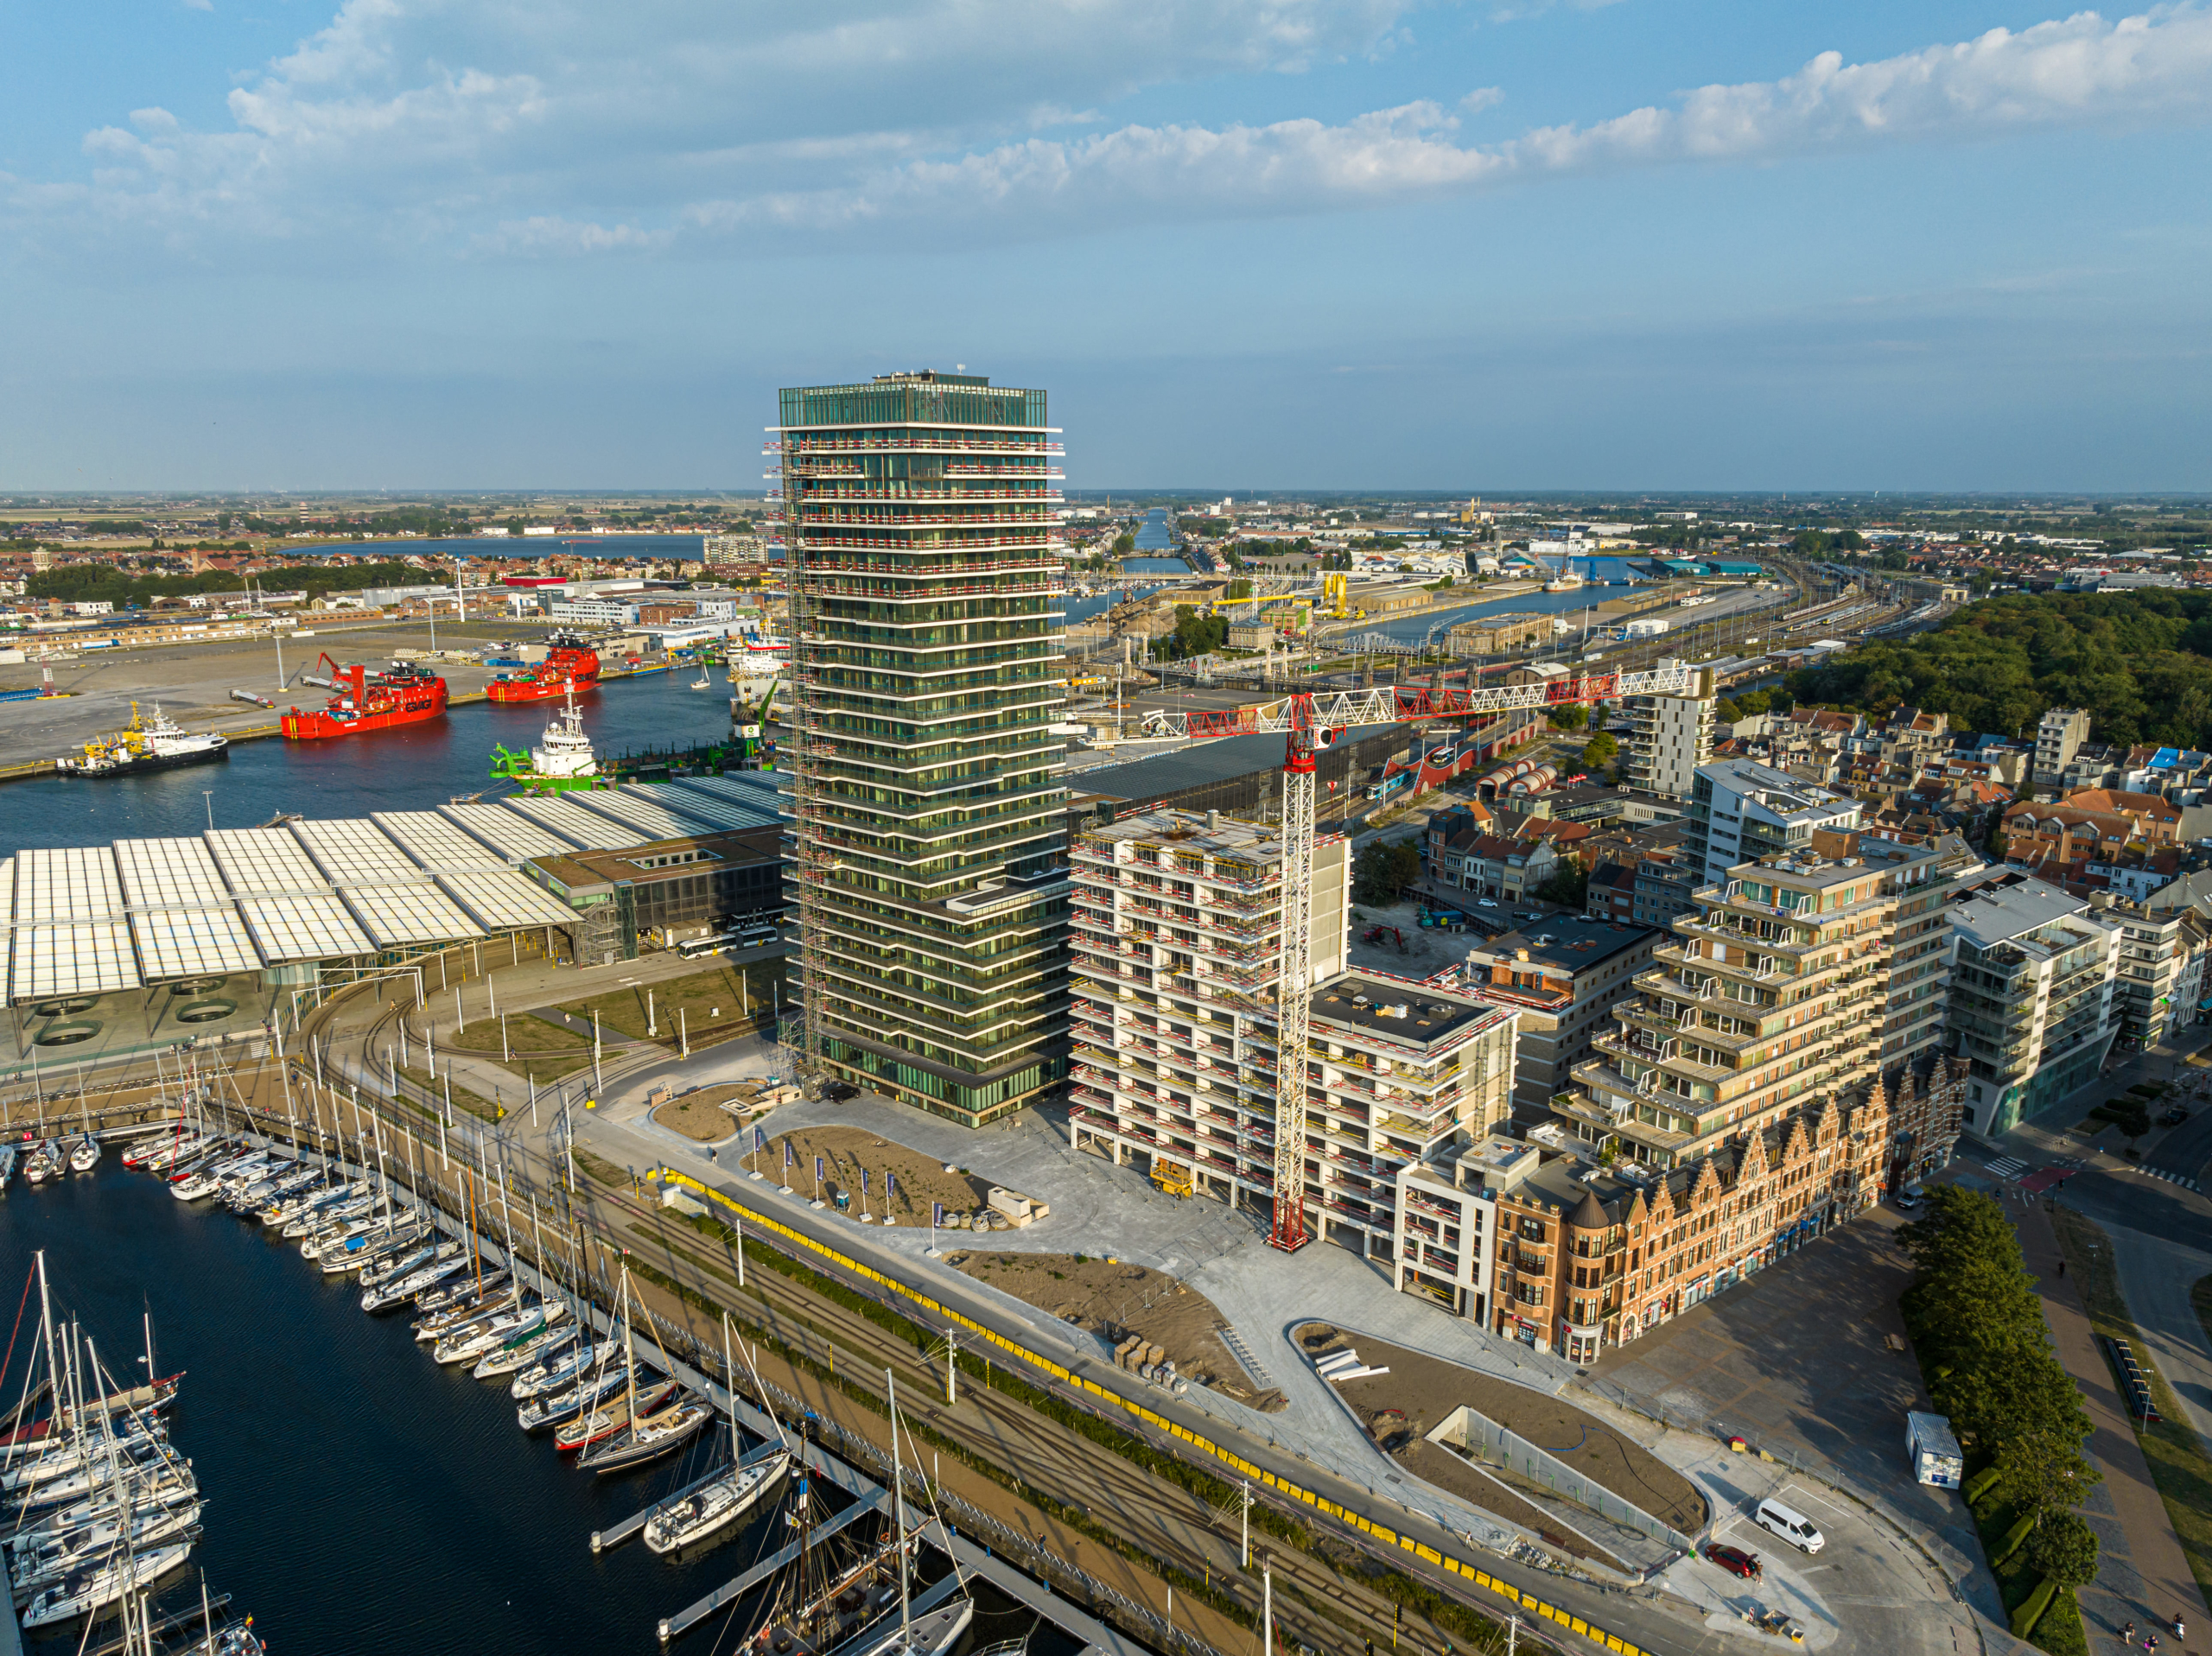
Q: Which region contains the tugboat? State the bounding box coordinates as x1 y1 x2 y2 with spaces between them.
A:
55 702 228 777
486 631 601 704
282 654 448 739
489 683 604 792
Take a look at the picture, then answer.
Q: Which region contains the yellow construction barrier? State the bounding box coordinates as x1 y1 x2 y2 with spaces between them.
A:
657 1169 1649 1656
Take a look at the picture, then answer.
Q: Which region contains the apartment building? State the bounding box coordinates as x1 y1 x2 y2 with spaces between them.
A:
1490 1071 1918 1361
1066 809 1519 1277
1621 673 1717 801
1553 836 1974 1170
1464 917 1659 1122
2036 707 2093 792
1687 758 1863 887
1945 871 2121 1136
777 370 1069 1126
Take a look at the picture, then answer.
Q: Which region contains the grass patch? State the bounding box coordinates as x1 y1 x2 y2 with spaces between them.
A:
2052 1207 2212 1604
396 1063 505 1122
553 961 786 1050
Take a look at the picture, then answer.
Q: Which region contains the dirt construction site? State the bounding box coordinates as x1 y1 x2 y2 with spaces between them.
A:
949 1251 1284 1411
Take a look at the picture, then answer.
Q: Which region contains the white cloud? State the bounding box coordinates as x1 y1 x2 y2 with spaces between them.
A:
7 1 2212 257
700 3 2212 243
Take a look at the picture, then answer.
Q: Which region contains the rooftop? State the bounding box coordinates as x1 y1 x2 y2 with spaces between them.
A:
1077 807 1294 866
1467 915 1656 976
1309 971 1507 1051
1947 869 2100 950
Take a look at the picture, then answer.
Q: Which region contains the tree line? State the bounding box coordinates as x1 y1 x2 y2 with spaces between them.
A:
1899 1187 2098 1647
28 560 428 608
1789 588 2212 751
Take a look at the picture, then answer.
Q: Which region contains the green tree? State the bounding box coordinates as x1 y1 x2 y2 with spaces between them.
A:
1581 732 1618 769
1352 839 1422 904
1111 531 1136 556
1714 697 1743 723
1548 704 1588 731
1792 529 1833 557
2025 1513 2100 1586
1535 862 1588 907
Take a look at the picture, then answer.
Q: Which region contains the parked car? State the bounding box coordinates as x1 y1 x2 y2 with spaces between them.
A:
822 1080 859 1101
1477 898 1499 909
2162 1105 2190 1126
1755 1499 1826 1554
1705 1543 1762 1580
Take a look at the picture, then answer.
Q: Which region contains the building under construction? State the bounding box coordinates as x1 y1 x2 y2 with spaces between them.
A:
1065 809 1519 1286
773 371 1071 1126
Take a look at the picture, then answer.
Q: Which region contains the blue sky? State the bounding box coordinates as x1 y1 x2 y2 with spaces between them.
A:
3 0 2208 492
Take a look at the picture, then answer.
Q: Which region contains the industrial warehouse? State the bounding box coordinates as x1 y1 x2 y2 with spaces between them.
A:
0 773 787 1074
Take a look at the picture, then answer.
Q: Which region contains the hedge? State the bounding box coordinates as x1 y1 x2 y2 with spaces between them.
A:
2012 1577 2061 1639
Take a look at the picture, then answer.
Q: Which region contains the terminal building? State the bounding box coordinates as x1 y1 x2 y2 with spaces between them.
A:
1 774 786 1081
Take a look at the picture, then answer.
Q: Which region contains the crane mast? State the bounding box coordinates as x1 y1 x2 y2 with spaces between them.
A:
1269 701 1329 1252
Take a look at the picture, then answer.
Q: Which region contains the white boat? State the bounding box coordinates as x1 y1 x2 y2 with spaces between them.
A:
54 699 228 778
20 1538 194 1627
66 1136 100 1175
6 1474 197 1553
435 1300 563 1367
10 1498 202 1600
299 1214 378 1259
22 1146 59 1187
690 671 712 689
0 1418 167 1494
363 1253 467 1313
510 1340 600 1401
644 1449 790 1555
3 1437 175 1513
472 1322 575 1381
359 1239 454 1293
645 1318 793 1556
518 1364 626 1431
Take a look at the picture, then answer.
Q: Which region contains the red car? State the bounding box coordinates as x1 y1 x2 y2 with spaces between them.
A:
1705 1544 1763 1580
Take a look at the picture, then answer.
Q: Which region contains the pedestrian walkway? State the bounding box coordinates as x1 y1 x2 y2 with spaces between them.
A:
2012 1199 2209 1641
1986 1157 2031 1181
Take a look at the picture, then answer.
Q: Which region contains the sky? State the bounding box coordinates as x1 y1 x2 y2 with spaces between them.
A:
2 0 2209 493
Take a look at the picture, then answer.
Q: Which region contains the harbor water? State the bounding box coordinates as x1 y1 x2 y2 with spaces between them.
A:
2 669 740 854
0 1163 1067 1653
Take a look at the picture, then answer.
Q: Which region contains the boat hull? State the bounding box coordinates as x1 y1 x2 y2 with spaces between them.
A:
486 671 599 704
282 700 446 739
55 741 228 777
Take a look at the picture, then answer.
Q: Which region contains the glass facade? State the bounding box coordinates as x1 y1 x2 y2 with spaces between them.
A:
773 371 1070 1126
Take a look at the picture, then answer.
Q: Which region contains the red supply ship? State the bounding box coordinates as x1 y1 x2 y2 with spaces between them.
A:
282 653 448 739
486 631 601 704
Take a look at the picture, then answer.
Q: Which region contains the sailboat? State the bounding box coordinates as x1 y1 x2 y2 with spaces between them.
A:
579 1269 709 1472
751 1370 973 1656
642 1317 791 1556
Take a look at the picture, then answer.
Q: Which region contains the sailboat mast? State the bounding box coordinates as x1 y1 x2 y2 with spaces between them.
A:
889 1367 911 1646
722 1313 739 1467
620 1266 636 1445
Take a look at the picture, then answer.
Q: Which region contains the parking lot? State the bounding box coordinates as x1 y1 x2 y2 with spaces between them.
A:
1579 1211 2006 1635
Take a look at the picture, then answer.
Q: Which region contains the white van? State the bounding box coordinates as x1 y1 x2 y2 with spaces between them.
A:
1755 1499 1825 1554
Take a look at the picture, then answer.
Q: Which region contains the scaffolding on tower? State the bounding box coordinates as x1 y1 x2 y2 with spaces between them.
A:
768 432 827 1081
1269 698 1334 1253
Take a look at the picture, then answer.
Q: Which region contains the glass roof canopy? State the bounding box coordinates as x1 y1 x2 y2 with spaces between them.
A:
1 783 766 1004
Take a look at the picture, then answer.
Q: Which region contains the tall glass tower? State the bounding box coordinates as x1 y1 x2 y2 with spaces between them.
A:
772 371 1070 1126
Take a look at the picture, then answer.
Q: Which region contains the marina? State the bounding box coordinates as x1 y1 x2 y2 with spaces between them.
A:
0 1114 1089 1654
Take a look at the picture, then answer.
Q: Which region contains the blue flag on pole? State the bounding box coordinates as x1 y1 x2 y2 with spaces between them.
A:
933 1202 944 1227
814 1155 824 1182
785 1139 795 1168
753 1126 767 1152
861 1167 870 1196
887 1172 897 1199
